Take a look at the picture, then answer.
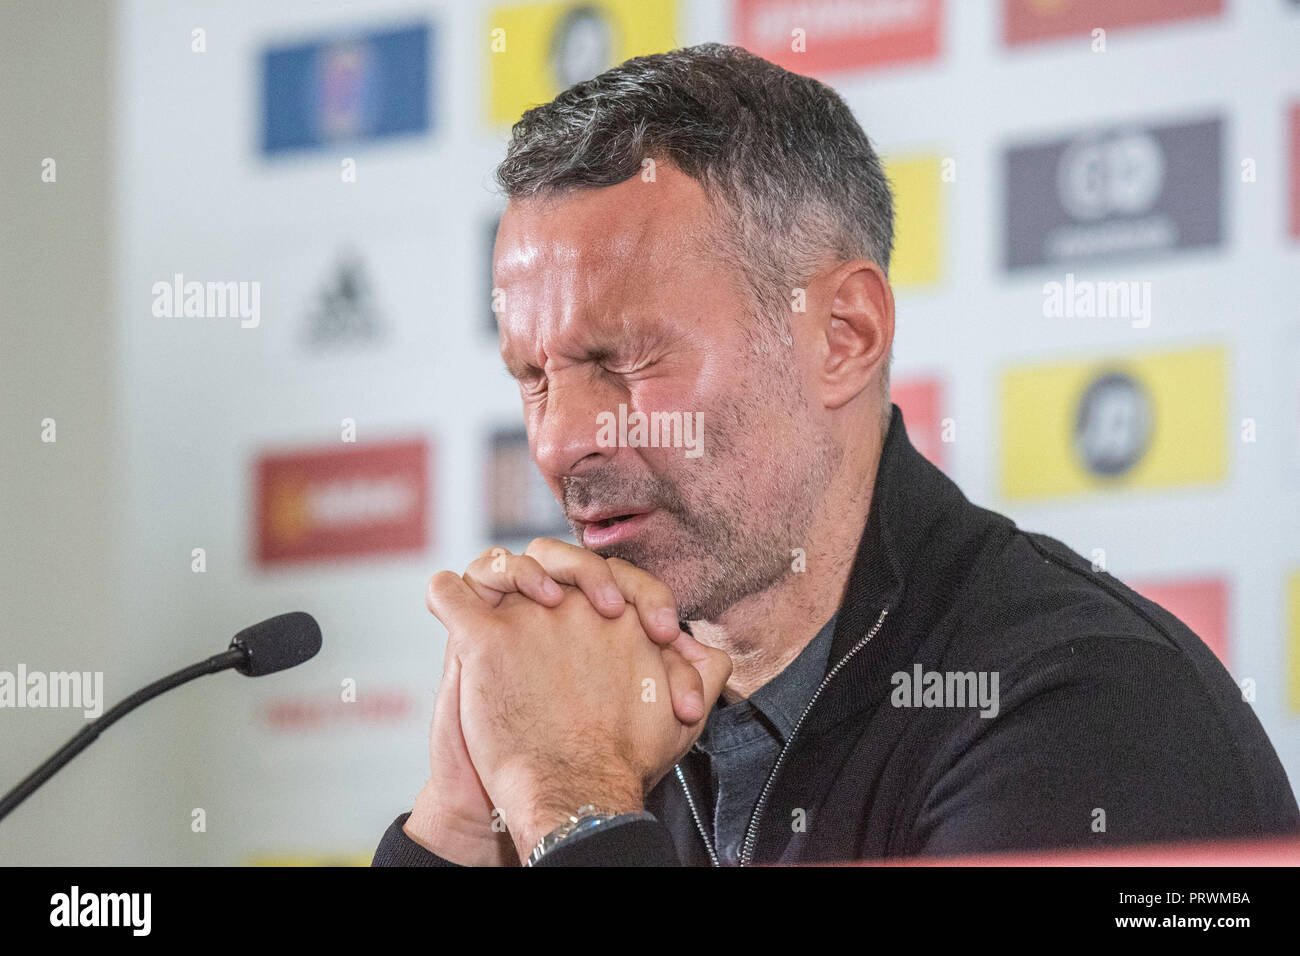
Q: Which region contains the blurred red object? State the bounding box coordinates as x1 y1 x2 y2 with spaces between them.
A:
854 836 1300 866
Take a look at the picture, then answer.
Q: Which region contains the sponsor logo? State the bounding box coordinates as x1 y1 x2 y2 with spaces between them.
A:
259 687 414 731
549 4 616 89
486 429 570 541
262 22 432 155
301 248 385 349
735 0 941 75
1073 371 1153 477
488 0 677 126
1005 118 1223 270
255 232 438 368
1000 345 1228 499
1003 0 1222 46
254 438 430 565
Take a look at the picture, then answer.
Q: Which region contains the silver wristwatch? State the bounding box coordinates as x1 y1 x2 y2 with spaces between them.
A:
525 805 653 866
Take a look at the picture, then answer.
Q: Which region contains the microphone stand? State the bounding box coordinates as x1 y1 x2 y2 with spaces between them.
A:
0 648 247 823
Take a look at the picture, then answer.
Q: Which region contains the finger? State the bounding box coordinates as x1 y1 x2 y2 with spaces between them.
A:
459 547 512 608
660 645 706 724
520 538 681 640
426 570 493 634
668 629 732 708
523 537 626 616
605 557 682 643
462 551 564 608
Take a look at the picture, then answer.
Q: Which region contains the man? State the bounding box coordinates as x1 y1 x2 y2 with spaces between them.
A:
374 44 1298 867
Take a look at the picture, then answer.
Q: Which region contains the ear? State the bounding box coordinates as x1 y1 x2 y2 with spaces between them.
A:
818 260 894 411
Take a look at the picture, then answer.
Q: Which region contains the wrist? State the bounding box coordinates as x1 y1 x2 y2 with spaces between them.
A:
404 783 517 867
506 789 645 863
489 756 644 861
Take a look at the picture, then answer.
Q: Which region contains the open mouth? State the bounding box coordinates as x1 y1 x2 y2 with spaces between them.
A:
589 513 638 530
579 509 654 548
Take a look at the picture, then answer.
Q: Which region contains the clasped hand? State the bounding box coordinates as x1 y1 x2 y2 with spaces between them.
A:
404 538 731 865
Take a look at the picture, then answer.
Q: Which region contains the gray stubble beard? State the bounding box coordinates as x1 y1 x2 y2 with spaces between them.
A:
566 348 841 624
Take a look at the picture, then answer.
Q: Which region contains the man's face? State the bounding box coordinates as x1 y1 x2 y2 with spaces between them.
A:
494 165 841 622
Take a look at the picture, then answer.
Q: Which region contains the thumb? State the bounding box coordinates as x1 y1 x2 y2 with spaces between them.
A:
427 570 491 636
668 629 732 707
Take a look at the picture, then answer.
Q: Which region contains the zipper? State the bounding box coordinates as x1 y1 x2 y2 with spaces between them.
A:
739 606 890 866
674 763 719 866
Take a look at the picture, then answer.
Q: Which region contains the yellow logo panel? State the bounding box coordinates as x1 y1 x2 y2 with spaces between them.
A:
247 852 373 866
1288 572 1300 713
487 0 680 126
884 155 943 288
1000 345 1228 500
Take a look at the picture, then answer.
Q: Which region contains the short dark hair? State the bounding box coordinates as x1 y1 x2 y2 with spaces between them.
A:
497 42 894 398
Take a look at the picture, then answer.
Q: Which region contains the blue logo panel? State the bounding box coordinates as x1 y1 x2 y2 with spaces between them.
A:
261 22 432 156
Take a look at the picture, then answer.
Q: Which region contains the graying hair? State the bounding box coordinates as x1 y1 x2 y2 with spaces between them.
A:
496 42 895 426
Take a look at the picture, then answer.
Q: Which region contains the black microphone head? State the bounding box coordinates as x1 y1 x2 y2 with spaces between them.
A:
229 612 322 677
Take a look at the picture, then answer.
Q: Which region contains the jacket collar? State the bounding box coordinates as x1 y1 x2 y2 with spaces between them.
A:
655 404 986 859
825 402 972 665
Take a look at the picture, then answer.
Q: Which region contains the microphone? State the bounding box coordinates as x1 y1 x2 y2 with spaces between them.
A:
229 611 322 677
0 611 321 823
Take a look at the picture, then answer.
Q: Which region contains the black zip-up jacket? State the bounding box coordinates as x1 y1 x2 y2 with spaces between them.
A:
373 404 1299 866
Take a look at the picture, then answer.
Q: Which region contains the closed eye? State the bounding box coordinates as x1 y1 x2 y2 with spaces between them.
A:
502 358 543 385
514 367 547 397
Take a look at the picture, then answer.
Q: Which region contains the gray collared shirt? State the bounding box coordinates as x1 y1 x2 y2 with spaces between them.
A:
688 612 837 865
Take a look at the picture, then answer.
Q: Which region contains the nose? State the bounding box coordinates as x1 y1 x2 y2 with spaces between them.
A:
530 371 620 480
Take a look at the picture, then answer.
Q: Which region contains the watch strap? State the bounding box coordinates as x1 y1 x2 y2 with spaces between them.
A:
525 806 655 866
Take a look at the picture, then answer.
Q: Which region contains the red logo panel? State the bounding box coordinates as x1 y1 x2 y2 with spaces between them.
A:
254 437 430 565
1003 0 1222 46
735 0 942 76
260 687 416 731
